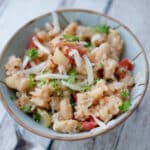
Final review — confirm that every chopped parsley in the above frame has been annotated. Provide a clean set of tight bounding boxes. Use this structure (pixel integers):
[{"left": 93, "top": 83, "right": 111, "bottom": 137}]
[
  {"left": 99, "top": 63, "right": 104, "bottom": 68},
  {"left": 84, "top": 42, "right": 92, "bottom": 48},
  {"left": 94, "top": 25, "right": 110, "bottom": 34},
  {"left": 51, "top": 79, "right": 60, "bottom": 96},
  {"left": 10, "top": 96, "right": 14, "bottom": 100},
  {"left": 26, "top": 48, "right": 38, "bottom": 61},
  {"left": 33, "top": 113, "right": 41, "bottom": 123},
  {"left": 53, "top": 89, "right": 60, "bottom": 96},
  {"left": 80, "top": 84, "right": 92, "bottom": 93},
  {"left": 40, "top": 79, "right": 47, "bottom": 86},
  {"left": 29, "top": 74, "right": 35, "bottom": 88},
  {"left": 42, "top": 68, "right": 48, "bottom": 74},
  {"left": 68, "top": 88, "right": 75, "bottom": 95},
  {"left": 71, "top": 101, "right": 76, "bottom": 108},
  {"left": 120, "top": 89, "right": 129, "bottom": 98},
  {"left": 23, "top": 104, "right": 30, "bottom": 113},
  {"left": 119, "top": 100, "right": 131, "bottom": 112},
  {"left": 67, "top": 70, "right": 77, "bottom": 83},
  {"left": 51, "top": 79, "right": 58, "bottom": 88},
  {"left": 63, "top": 34, "right": 79, "bottom": 42},
  {"left": 94, "top": 78, "right": 101, "bottom": 84}
]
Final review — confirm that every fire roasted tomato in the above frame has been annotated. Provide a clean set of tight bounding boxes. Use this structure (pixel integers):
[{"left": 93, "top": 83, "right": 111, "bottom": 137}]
[
  {"left": 56, "top": 41, "right": 87, "bottom": 64},
  {"left": 25, "top": 62, "right": 31, "bottom": 69},
  {"left": 82, "top": 117, "right": 97, "bottom": 131},
  {"left": 119, "top": 58, "right": 134, "bottom": 70}
]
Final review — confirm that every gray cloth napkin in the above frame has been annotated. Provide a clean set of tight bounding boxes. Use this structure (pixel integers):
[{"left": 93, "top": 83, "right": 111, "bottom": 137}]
[{"left": 0, "top": 114, "right": 50, "bottom": 150}]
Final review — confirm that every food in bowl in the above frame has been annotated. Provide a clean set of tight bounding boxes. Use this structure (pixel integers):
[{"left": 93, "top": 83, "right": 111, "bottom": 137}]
[{"left": 4, "top": 13, "right": 134, "bottom": 133}]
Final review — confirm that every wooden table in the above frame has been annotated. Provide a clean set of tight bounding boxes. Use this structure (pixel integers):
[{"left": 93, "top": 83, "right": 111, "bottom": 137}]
[{"left": 0, "top": 0, "right": 150, "bottom": 150}]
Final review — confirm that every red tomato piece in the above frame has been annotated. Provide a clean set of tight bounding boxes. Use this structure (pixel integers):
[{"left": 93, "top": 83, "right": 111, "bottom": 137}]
[
  {"left": 56, "top": 41, "right": 87, "bottom": 56},
  {"left": 25, "top": 62, "right": 31, "bottom": 69},
  {"left": 119, "top": 58, "right": 134, "bottom": 70},
  {"left": 82, "top": 117, "right": 97, "bottom": 131},
  {"left": 115, "top": 67, "right": 127, "bottom": 79},
  {"left": 64, "top": 49, "right": 74, "bottom": 64}
]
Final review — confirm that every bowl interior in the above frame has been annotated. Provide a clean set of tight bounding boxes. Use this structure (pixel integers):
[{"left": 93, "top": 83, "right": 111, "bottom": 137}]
[{"left": 0, "top": 9, "right": 148, "bottom": 140}]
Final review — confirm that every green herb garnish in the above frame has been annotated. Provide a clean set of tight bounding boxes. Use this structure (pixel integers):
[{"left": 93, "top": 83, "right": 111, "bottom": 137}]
[
  {"left": 40, "top": 79, "right": 47, "bottom": 86},
  {"left": 63, "top": 34, "right": 79, "bottom": 42},
  {"left": 94, "top": 78, "right": 101, "bottom": 84},
  {"left": 42, "top": 68, "right": 48, "bottom": 74},
  {"left": 10, "top": 96, "right": 14, "bottom": 100},
  {"left": 119, "top": 100, "right": 131, "bottom": 112},
  {"left": 29, "top": 74, "right": 35, "bottom": 88},
  {"left": 84, "top": 42, "right": 92, "bottom": 48},
  {"left": 68, "top": 88, "right": 75, "bottom": 95},
  {"left": 34, "top": 114, "right": 41, "bottom": 123},
  {"left": 51, "top": 79, "right": 60, "bottom": 96},
  {"left": 80, "top": 84, "right": 92, "bottom": 93},
  {"left": 94, "top": 25, "right": 110, "bottom": 34},
  {"left": 53, "top": 89, "right": 60, "bottom": 96},
  {"left": 23, "top": 104, "right": 30, "bottom": 113},
  {"left": 26, "top": 48, "right": 38, "bottom": 61},
  {"left": 51, "top": 79, "right": 58, "bottom": 88},
  {"left": 99, "top": 63, "right": 104, "bottom": 68},
  {"left": 67, "top": 70, "right": 77, "bottom": 83},
  {"left": 120, "top": 89, "right": 129, "bottom": 98},
  {"left": 71, "top": 101, "right": 76, "bottom": 108}
]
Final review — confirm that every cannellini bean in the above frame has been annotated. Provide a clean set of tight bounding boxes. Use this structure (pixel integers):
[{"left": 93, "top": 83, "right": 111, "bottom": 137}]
[
  {"left": 103, "top": 58, "right": 118, "bottom": 79},
  {"left": 63, "top": 22, "right": 78, "bottom": 35},
  {"left": 53, "top": 48, "right": 70, "bottom": 70},
  {"left": 76, "top": 26, "right": 94, "bottom": 40},
  {"left": 95, "top": 42, "right": 111, "bottom": 61},
  {"left": 59, "top": 98, "right": 73, "bottom": 120},
  {"left": 91, "top": 33, "right": 107, "bottom": 47},
  {"left": 5, "top": 56, "right": 21, "bottom": 76},
  {"left": 5, "top": 75, "right": 30, "bottom": 91},
  {"left": 108, "top": 29, "right": 123, "bottom": 57},
  {"left": 30, "top": 86, "right": 51, "bottom": 102},
  {"left": 50, "top": 96, "right": 60, "bottom": 112},
  {"left": 30, "top": 97, "right": 49, "bottom": 108},
  {"left": 36, "top": 30, "right": 49, "bottom": 41},
  {"left": 53, "top": 120, "right": 81, "bottom": 133},
  {"left": 37, "top": 109, "right": 52, "bottom": 127}
]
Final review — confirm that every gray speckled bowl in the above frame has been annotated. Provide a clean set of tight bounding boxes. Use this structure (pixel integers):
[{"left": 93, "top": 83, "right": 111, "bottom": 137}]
[{"left": 0, "top": 9, "right": 149, "bottom": 140}]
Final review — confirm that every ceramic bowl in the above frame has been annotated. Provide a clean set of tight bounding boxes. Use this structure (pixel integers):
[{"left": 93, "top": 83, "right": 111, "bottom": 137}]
[{"left": 0, "top": 9, "right": 149, "bottom": 140}]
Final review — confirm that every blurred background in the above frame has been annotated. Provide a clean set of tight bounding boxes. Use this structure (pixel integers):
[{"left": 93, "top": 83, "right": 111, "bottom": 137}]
[{"left": 0, "top": 0, "right": 150, "bottom": 150}]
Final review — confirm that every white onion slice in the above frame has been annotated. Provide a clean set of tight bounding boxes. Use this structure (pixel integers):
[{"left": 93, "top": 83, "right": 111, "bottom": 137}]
[
  {"left": 35, "top": 74, "right": 69, "bottom": 80},
  {"left": 22, "top": 56, "right": 29, "bottom": 69},
  {"left": 17, "top": 62, "right": 47, "bottom": 74},
  {"left": 83, "top": 55, "right": 94, "bottom": 84},
  {"left": 61, "top": 81, "right": 81, "bottom": 91},
  {"left": 32, "top": 37, "right": 50, "bottom": 54},
  {"left": 30, "top": 61, "right": 36, "bottom": 67},
  {"left": 69, "top": 49, "right": 82, "bottom": 67},
  {"left": 76, "top": 80, "right": 88, "bottom": 86},
  {"left": 49, "top": 12, "right": 60, "bottom": 36},
  {"left": 52, "top": 12, "right": 60, "bottom": 31},
  {"left": 78, "top": 41, "right": 88, "bottom": 46},
  {"left": 58, "top": 65, "right": 66, "bottom": 74},
  {"left": 91, "top": 115, "right": 106, "bottom": 128}
]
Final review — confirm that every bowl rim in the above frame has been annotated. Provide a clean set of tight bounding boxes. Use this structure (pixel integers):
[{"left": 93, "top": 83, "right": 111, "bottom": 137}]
[{"left": 0, "top": 8, "right": 149, "bottom": 141}]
